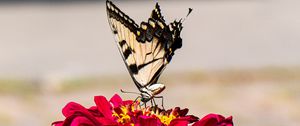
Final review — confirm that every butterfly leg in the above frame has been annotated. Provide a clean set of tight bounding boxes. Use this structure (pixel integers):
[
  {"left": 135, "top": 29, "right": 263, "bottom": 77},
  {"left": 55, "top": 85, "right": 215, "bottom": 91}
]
[
  {"left": 134, "top": 96, "right": 141, "bottom": 102},
  {"left": 150, "top": 99, "right": 161, "bottom": 112},
  {"left": 139, "top": 100, "right": 147, "bottom": 108},
  {"left": 134, "top": 96, "right": 143, "bottom": 108},
  {"left": 154, "top": 96, "right": 164, "bottom": 110},
  {"left": 153, "top": 98, "right": 157, "bottom": 106},
  {"left": 150, "top": 99, "right": 153, "bottom": 107}
]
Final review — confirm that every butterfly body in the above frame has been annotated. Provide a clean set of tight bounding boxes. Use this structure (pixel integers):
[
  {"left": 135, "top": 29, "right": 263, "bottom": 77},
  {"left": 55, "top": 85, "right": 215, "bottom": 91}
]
[
  {"left": 140, "top": 83, "right": 165, "bottom": 103},
  {"left": 106, "top": 0, "right": 189, "bottom": 104}
]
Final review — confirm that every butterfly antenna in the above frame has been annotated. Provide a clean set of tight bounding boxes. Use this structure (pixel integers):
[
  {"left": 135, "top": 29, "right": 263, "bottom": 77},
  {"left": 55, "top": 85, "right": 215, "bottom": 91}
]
[
  {"left": 120, "top": 89, "right": 140, "bottom": 95},
  {"left": 181, "top": 8, "right": 193, "bottom": 23}
]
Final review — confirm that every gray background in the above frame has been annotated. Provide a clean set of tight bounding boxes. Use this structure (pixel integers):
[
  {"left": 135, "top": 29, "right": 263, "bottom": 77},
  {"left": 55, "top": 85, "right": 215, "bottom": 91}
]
[{"left": 0, "top": 0, "right": 299, "bottom": 126}]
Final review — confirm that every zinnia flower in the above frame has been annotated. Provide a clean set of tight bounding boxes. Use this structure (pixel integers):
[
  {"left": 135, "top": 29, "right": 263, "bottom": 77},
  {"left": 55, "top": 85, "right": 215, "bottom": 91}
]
[{"left": 52, "top": 94, "right": 233, "bottom": 126}]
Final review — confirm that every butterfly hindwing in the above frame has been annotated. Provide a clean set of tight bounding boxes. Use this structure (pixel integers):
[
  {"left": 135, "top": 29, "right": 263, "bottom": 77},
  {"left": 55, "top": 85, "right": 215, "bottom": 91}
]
[{"left": 151, "top": 3, "right": 165, "bottom": 22}]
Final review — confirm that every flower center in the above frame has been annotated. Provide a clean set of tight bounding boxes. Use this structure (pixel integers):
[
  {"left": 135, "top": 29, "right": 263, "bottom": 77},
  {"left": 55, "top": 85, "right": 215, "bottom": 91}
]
[
  {"left": 112, "top": 101, "right": 179, "bottom": 126},
  {"left": 113, "top": 106, "right": 132, "bottom": 124},
  {"left": 157, "top": 114, "right": 176, "bottom": 125}
]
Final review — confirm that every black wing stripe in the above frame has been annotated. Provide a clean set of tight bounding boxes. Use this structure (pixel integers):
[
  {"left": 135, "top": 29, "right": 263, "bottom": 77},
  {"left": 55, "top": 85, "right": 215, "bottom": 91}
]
[
  {"left": 137, "top": 57, "right": 163, "bottom": 70},
  {"left": 113, "top": 19, "right": 122, "bottom": 40},
  {"left": 123, "top": 48, "right": 132, "bottom": 59},
  {"left": 119, "top": 40, "right": 126, "bottom": 47},
  {"left": 113, "top": 29, "right": 118, "bottom": 34},
  {"left": 129, "top": 64, "right": 138, "bottom": 74},
  {"left": 153, "top": 39, "right": 162, "bottom": 57}
]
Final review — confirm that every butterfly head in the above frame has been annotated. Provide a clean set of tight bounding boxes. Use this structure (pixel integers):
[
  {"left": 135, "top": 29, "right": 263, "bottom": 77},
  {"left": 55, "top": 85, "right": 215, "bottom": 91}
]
[{"left": 140, "top": 93, "right": 152, "bottom": 103}]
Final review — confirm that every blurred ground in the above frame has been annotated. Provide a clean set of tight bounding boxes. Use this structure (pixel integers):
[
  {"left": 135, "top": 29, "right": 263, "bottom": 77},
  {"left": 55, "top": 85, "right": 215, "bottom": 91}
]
[
  {"left": 1, "top": 69, "right": 300, "bottom": 126},
  {"left": 0, "top": 0, "right": 300, "bottom": 126}
]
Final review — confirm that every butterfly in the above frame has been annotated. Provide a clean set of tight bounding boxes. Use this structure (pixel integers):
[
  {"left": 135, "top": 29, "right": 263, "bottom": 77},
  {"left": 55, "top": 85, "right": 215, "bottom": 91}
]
[{"left": 106, "top": 0, "right": 192, "bottom": 104}]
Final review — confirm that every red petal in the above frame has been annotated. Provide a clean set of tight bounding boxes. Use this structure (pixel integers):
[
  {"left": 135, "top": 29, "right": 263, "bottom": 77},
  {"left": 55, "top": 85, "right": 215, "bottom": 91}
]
[
  {"left": 110, "top": 94, "right": 123, "bottom": 107},
  {"left": 62, "top": 102, "right": 88, "bottom": 117},
  {"left": 97, "top": 117, "right": 118, "bottom": 125},
  {"left": 192, "top": 114, "right": 233, "bottom": 126},
  {"left": 61, "top": 112, "right": 101, "bottom": 126},
  {"left": 58, "top": 102, "right": 104, "bottom": 126},
  {"left": 138, "top": 116, "right": 162, "bottom": 126},
  {"left": 88, "top": 106, "right": 103, "bottom": 117},
  {"left": 169, "top": 118, "right": 189, "bottom": 126},
  {"left": 94, "top": 96, "right": 113, "bottom": 119},
  {"left": 70, "top": 116, "right": 95, "bottom": 126}
]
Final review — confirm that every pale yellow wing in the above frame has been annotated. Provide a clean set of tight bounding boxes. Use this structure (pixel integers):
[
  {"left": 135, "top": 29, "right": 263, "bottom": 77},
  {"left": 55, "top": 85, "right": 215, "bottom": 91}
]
[{"left": 106, "top": 1, "right": 169, "bottom": 88}]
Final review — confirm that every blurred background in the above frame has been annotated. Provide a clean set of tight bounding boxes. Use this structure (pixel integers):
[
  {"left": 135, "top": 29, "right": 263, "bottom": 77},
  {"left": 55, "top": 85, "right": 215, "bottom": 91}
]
[{"left": 0, "top": 0, "right": 300, "bottom": 126}]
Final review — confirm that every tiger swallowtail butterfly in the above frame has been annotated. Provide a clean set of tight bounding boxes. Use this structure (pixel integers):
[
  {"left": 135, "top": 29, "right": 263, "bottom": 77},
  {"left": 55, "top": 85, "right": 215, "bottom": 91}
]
[{"left": 106, "top": 0, "right": 191, "bottom": 104}]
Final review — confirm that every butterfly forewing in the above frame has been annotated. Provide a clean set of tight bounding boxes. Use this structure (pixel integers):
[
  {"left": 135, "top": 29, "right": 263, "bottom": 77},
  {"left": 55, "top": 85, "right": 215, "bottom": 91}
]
[{"left": 106, "top": 1, "right": 169, "bottom": 88}]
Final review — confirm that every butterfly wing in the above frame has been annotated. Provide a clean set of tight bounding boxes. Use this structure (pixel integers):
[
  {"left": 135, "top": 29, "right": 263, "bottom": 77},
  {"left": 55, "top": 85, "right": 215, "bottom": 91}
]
[{"left": 106, "top": 0, "right": 182, "bottom": 89}]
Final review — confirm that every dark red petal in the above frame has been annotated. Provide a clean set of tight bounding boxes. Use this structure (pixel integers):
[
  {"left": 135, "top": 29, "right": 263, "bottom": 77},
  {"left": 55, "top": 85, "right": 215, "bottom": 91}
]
[
  {"left": 94, "top": 96, "right": 113, "bottom": 119},
  {"left": 113, "top": 107, "right": 123, "bottom": 115},
  {"left": 169, "top": 116, "right": 198, "bottom": 126},
  {"left": 123, "top": 123, "right": 134, "bottom": 126},
  {"left": 62, "top": 102, "right": 88, "bottom": 117},
  {"left": 138, "top": 115, "right": 162, "bottom": 126},
  {"left": 123, "top": 100, "right": 134, "bottom": 106},
  {"left": 173, "top": 107, "right": 180, "bottom": 113},
  {"left": 185, "top": 115, "right": 199, "bottom": 123},
  {"left": 97, "top": 117, "right": 118, "bottom": 125},
  {"left": 109, "top": 94, "right": 123, "bottom": 107},
  {"left": 220, "top": 116, "right": 233, "bottom": 126},
  {"left": 163, "top": 109, "right": 172, "bottom": 115},
  {"left": 88, "top": 106, "right": 97, "bottom": 111},
  {"left": 178, "top": 108, "right": 189, "bottom": 117},
  {"left": 52, "top": 121, "right": 63, "bottom": 126}
]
